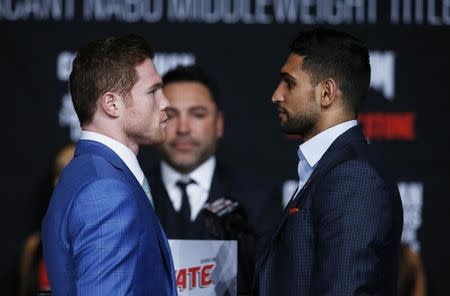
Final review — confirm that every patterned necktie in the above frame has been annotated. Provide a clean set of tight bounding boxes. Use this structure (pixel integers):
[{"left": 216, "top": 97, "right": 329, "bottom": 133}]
[
  {"left": 141, "top": 176, "right": 154, "bottom": 207},
  {"left": 176, "top": 179, "right": 195, "bottom": 222}
]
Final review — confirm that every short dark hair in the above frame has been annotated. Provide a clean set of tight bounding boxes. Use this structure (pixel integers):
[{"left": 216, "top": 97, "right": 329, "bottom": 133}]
[
  {"left": 162, "top": 65, "right": 221, "bottom": 110},
  {"left": 69, "top": 34, "right": 154, "bottom": 125},
  {"left": 290, "top": 28, "right": 371, "bottom": 115}
]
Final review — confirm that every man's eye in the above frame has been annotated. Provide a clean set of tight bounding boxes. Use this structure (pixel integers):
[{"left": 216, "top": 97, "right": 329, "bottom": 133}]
[
  {"left": 165, "top": 111, "right": 175, "bottom": 119},
  {"left": 193, "top": 112, "right": 207, "bottom": 118},
  {"left": 149, "top": 88, "right": 158, "bottom": 97},
  {"left": 285, "top": 79, "right": 295, "bottom": 89}
]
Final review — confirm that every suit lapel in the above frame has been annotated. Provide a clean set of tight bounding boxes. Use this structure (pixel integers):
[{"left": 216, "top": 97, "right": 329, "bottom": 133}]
[
  {"left": 207, "top": 163, "right": 230, "bottom": 203},
  {"left": 149, "top": 165, "right": 176, "bottom": 224},
  {"left": 253, "top": 178, "right": 313, "bottom": 280}
]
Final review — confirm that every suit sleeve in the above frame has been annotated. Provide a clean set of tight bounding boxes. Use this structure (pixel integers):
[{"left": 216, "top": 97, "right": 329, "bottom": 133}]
[
  {"left": 311, "top": 160, "right": 398, "bottom": 295},
  {"left": 67, "top": 177, "right": 141, "bottom": 295}
]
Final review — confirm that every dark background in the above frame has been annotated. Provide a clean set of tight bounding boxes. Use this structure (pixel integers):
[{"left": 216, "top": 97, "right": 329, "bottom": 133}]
[{"left": 2, "top": 1, "right": 450, "bottom": 294}]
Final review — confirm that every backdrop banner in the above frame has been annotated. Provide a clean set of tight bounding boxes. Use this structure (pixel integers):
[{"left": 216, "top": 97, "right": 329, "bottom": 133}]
[{"left": 3, "top": 1, "right": 450, "bottom": 294}]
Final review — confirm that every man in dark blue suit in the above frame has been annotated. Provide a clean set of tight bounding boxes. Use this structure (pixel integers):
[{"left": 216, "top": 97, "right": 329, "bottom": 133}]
[
  {"left": 42, "top": 35, "right": 177, "bottom": 295},
  {"left": 253, "top": 28, "right": 403, "bottom": 295}
]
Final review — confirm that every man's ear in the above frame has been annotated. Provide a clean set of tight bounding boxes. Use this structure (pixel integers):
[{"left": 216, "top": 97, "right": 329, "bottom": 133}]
[
  {"left": 318, "top": 78, "right": 338, "bottom": 108},
  {"left": 99, "top": 92, "right": 120, "bottom": 118},
  {"left": 216, "top": 111, "right": 224, "bottom": 138}
]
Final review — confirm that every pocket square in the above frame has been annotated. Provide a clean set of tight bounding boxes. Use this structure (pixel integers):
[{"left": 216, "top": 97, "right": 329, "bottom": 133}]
[{"left": 288, "top": 207, "right": 300, "bottom": 215}]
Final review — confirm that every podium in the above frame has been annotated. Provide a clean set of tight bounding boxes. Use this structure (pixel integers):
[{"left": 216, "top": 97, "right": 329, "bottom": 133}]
[{"left": 168, "top": 240, "right": 237, "bottom": 296}]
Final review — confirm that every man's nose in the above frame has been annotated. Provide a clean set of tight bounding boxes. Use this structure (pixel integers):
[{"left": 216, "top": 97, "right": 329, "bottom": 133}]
[
  {"left": 160, "top": 91, "right": 169, "bottom": 110},
  {"left": 176, "top": 114, "right": 190, "bottom": 134},
  {"left": 272, "top": 83, "right": 284, "bottom": 103}
]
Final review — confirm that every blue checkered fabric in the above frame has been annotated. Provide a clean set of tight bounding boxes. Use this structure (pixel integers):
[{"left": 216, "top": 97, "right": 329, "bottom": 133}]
[
  {"left": 42, "top": 140, "right": 177, "bottom": 295},
  {"left": 254, "top": 126, "right": 403, "bottom": 296}
]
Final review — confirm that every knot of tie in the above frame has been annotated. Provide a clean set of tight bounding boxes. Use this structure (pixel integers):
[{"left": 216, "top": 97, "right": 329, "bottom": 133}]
[
  {"left": 176, "top": 179, "right": 196, "bottom": 223},
  {"left": 175, "top": 179, "right": 195, "bottom": 191}
]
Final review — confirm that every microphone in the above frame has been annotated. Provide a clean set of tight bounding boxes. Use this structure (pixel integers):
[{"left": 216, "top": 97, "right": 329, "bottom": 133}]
[{"left": 201, "top": 197, "right": 251, "bottom": 240}]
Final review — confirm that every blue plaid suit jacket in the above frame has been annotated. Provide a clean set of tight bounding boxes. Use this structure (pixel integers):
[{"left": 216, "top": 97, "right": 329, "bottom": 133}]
[
  {"left": 253, "top": 126, "right": 403, "bottom": 296},
  {"left": 42, "top": 140, "right": 177, "bottom": 295}
]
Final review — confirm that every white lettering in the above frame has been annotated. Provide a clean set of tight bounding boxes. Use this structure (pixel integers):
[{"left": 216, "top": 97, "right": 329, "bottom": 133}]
[
  {"left": 255, "top": 0, "right": 272, "bottom": 23},
  {"left": 0, "top": 0, "right": 68, "bottom": 20},
  {"left": 444, "top": 0, "right": 450, "bottom": 24},
  {"left": 222, "top": 0, "right": 240, "bottom": 23},
  {"left": 300, "top": 0, "right": 314, "bottom": 24},
  {"left": 59, "top": 93, "right": 81, "bottom": 141},
  {"left": 415, "top": 0, "right": 424, "bottom": 24},
  {"left": 203, "top": 0, "right": 222, "bottom": 23},
  {"left": 428, "top": 0, "right": 441, "bottom": 25},
  {"left": 398, "top": 182, "right": 423, "bottom": 252},
  {"left": 83, "top": 0, "right": 163, "bottom": 22},
  {"left": 391, "top": 0, "right": 400, "bottom": 23},
  {"left": 167, "top": 0, "right": 195, "bottom": 21},
  {"left": 369, "top": 51, "right": 395, "bottom": 101},
  {"left": 389, "top": 0, "right": 450, "bottom": 25},
  {"left": 153, "top": 53, "right": 196, "bottom": 75},
  {"left": 273, "top": 0, "right": 299, "bottom": 23},
  {"left": 57, "top": 51, "right": 76, "bottom": 82}
]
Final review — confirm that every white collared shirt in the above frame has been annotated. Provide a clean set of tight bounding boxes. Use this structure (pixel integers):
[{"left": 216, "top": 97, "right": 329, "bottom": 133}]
[
  {"left": 295, "top": 120, "right": 358, "bottom": 193},
  {"left": 161, "top": 156, "right": 215, "bottom": 221},
  {"left": 80, "top": 131, "right": 145, "bottom": 184}
]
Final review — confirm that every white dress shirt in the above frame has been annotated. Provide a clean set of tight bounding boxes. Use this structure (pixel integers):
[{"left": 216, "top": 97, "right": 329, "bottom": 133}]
[
  {"left": 294, "top": 120, "right": 358, "bottom": 195},
  {"left": 161, "top": 156, "right": 215, "bottom": 221},
  {"left": 80, "top": 131, "right": 145, "bottom": 184}
]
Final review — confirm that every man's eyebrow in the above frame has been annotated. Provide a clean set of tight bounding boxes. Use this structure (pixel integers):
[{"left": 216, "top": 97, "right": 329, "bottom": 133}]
[
  {"left": 189, "top": 106, "right": 208, "bottom": 111},
  {"left": 280, "top": 72, "right": 295, "bottom": 80},
  {"left": 164, "top": 106, "right": 179, "bottom": 114},
  {"left": 147, "top": 82, "right": 163, "bottom": 92}
]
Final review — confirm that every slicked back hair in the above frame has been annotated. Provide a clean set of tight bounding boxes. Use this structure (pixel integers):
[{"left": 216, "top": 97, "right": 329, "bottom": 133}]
[
  {"left": 69, "top": 34, "right": 154, "bottom": 125},
  {"left": 290, "top": 28, "right": 371, "bottom": 115},
  {"left": 162, "top": 65, "right": 222, "bottom": 111}
]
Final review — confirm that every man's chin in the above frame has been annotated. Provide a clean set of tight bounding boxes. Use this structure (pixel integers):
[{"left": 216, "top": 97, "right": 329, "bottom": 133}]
[
  {"left": 167, "top": 158, "right": 198, "bottom": 174},
  {"left": 140, "top": 132, "right": 166, "bottom": 146},
  {"left": 280, "top": 123, "right": 294, "bottom": 134}
]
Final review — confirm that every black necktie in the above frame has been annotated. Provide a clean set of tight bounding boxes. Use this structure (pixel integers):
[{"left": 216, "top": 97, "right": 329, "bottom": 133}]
[{"left": 176, "top": 179, "right": 195, "bottom": 223}]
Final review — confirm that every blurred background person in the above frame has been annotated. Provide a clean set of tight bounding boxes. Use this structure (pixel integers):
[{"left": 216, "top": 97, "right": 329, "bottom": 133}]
[
  {"left": 399, "top": 243, "right": 427, "bottom": 296},
  {"left": 146, "top": 65, "right": 282, "bottom": 294},
  {"left": 19, "top": 143, "right": 75, "bottom": 296}
]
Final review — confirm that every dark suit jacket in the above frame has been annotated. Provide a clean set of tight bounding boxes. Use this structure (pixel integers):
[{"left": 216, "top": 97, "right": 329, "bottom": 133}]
[
  {"left": 148, "top": 161, "right": 282, "bottom": 295},
  {"left": 253, "top": 126, "right": 403, "bottom": 296},
  {"left": 42, "top": 140, "right": 177, "bottom": 295}
]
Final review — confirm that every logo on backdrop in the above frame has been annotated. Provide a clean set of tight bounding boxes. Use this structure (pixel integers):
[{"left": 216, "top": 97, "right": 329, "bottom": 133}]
[
  {"left": 360, "top": 50, "right": 416, "bottom": 141},
  {"left": 56, "top": 51, "right": 195, "bottom": 141},
  {"left": 398, "top": 182, "right": 424, "bottom": 252},
  {"left": 370, "top": 51, "right": 395, "bottom": 101}
]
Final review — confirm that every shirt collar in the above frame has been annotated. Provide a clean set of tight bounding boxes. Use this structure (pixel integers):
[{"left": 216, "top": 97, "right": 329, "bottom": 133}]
[
  {"left": 80, "top": 131, "right": 144, "bottom": 184},
  {"left": 161, "top": 156, "right": 216, "bottom": 191},
  {"left": 299, "top": 120, "right": 358, "bottom": 168}
]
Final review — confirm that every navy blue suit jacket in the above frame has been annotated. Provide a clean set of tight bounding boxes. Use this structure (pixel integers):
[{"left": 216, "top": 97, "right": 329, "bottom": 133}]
[
  {"left": 42, "top": 140, "right": 177, "bottom": 295},
  {"left": 253, "top": 126, "right": 403, "bottom": 295}
]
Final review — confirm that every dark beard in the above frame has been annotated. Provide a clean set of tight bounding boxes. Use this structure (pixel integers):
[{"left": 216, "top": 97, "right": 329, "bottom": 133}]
[{"left": 280, "top": 112, "right": 318, "bottom": 138}]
